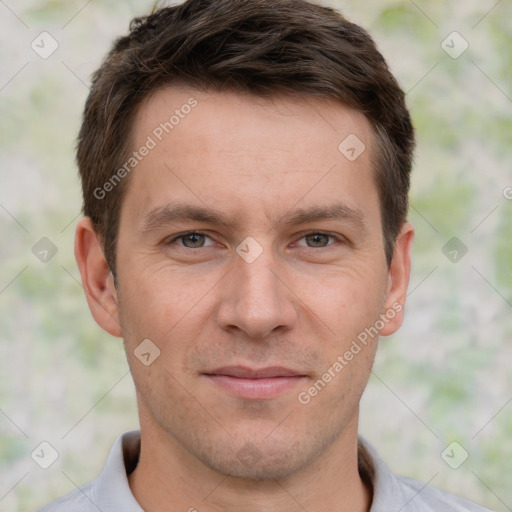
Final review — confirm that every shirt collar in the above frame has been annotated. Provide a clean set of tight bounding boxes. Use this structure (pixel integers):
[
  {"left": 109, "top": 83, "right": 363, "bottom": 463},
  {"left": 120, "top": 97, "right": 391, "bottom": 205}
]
[{"left": 94, "top": 430, "right": 144, "bottom": 511}]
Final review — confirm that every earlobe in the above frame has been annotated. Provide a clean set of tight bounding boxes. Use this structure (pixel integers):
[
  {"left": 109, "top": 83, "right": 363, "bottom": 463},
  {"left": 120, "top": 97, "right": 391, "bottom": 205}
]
[
  {"left": 74, "top": 217, "right": 122, "bottom": 338},
  {"left": 379, "top": 221, "right": 414, "bottom": 337}
]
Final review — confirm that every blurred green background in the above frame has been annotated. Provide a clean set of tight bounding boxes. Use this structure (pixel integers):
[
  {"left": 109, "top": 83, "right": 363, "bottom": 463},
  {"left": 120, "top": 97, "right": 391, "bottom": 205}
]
[{"left": 0, "top": 0, "right": 510, "bottom": 510}]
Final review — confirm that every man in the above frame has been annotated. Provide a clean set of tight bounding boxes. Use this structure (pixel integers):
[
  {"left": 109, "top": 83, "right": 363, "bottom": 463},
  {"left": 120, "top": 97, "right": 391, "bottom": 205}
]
[{"left": 39, "top": 0, "right": 494, "bottom": 510}]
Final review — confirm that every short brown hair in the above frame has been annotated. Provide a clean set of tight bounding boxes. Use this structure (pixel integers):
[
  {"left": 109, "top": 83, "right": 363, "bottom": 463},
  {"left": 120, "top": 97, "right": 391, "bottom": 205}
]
[{"left": 77, "top": 0, "right": 415, "bottom": 275}]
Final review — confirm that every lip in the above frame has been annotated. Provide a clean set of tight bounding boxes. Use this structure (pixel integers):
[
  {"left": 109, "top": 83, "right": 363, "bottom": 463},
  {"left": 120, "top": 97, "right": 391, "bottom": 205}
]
[
  {"left": 205, "top": 366, "right": 304, "bottom": 379},
  {"left": 203, "top": 366, "right": 307, "bottom": 400}
]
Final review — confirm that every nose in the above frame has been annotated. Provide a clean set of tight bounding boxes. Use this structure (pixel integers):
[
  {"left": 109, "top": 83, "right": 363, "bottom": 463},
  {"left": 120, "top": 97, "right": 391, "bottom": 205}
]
[{"left": 216, "top": 247, "right": 298, "bottom": 339}]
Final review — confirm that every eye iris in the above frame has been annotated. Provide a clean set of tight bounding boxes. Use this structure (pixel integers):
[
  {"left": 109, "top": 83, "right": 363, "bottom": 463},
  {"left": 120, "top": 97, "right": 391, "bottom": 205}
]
[
  {"left": 306, "top": 233, "right": 329, "bottom": 247},
  {"left": 183, "top": 233, "right": 205, "bottom": 248}
]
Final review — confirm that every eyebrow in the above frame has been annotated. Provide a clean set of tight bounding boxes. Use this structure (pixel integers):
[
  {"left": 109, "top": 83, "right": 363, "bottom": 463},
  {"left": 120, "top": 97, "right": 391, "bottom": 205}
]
[{"left": 140, "top": 200, "right": 367, "bottom": 233}]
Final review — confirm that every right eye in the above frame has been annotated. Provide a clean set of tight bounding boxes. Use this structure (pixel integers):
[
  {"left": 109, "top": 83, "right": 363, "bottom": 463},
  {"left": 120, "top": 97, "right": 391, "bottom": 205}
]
[{"left": 166, "top": 231, "right": 216, "bottom": 249}]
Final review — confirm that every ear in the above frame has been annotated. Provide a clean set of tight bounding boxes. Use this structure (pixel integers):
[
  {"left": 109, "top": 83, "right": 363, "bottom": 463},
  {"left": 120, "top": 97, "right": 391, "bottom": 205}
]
[
  {"left": 74, "top": 217, "right": 122, "bottom": 338},
  {"left": 379, "top": 221, "right": 414, "bottom": 336}
]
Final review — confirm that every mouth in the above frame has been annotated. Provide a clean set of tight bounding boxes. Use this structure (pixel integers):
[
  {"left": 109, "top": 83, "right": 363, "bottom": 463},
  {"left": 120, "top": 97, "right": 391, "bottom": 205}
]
[{"left": 203, "top": 366, "right": 307, "bottom": 400}]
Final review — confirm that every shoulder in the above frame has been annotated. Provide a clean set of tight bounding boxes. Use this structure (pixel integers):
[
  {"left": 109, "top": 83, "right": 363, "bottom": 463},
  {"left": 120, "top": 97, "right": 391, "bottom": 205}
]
[
  {"left": 394, "top": 474, "right": 495, "bottom": 512},
  {"left": 36, "top": 430, "right": 142, "bottom": 512},
  {"left": 358, "top": 437, "right": 495, "bottom": 512},
  {"left": 37, "top": 479, "right": 98, "bottom": 512}
]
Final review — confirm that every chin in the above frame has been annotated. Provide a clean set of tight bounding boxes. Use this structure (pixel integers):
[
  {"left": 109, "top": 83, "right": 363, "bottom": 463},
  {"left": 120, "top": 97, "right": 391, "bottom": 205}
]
[
  {"left": 193, "top": 432, "right": 329, "bottom": 482},
  {"left": 209, "top": 449, "right": 309, "bottom": 481}
]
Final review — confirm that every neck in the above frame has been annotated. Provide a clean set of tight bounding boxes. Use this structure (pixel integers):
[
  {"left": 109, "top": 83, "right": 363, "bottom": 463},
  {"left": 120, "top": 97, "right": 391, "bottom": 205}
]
[{"left": 128, "top": 415, "right": 372, "bottom": 512}]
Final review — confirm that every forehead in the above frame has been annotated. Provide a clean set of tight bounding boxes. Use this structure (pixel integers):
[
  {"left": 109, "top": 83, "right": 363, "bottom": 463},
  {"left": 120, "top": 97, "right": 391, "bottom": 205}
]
[
  {"left": 123, "top": 84, "right": 380, "bottom": 229},
  {"left": 134, "top": 84, "right": 374, "bottom": 156}
]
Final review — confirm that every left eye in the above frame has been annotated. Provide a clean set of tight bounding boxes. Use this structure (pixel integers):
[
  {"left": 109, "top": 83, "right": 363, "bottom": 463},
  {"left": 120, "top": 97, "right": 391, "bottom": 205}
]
[{"left": 296, "top": 232, "right": 338, "bottom": 248}]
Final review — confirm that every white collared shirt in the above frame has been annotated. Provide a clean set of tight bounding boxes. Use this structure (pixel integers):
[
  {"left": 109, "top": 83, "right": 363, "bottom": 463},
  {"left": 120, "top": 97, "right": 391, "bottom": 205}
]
[{"left": 37, "top": 430, "right": 494, "bottom": 511}]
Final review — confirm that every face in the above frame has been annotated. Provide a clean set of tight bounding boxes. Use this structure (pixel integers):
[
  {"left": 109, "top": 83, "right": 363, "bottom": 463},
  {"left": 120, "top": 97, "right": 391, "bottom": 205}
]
[{"left": 77, "top": 84, "right": 413, "bottom": 481}]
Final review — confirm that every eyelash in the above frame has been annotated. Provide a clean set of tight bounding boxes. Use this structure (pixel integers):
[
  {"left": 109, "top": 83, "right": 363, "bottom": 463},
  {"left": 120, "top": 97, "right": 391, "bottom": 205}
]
[{"left": 166, "top": 230, "right": 343, "bottom": 249}]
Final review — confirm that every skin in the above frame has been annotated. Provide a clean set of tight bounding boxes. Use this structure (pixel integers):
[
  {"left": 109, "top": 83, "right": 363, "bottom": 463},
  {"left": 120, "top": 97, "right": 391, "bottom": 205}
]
[{"left": 75, "top": 84, "right": 414, "bottom": 512}]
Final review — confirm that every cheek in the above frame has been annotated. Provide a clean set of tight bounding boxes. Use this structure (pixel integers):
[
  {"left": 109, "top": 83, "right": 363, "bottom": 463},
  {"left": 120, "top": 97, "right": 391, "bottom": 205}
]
[
  {"left": 116, "top": 260, "right": 222, "bottom": 378},
  {"left": 309, "top": 266, "right": 388, "bottom": 339},
  {"left": 118, "top": 257, "right": 204, "bottom": 314}
]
